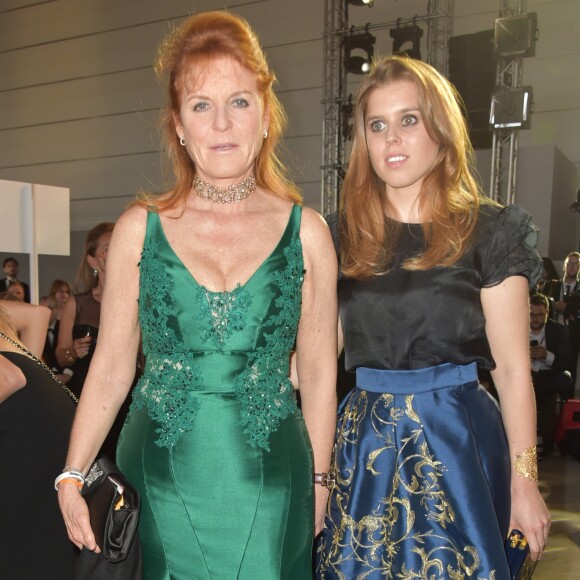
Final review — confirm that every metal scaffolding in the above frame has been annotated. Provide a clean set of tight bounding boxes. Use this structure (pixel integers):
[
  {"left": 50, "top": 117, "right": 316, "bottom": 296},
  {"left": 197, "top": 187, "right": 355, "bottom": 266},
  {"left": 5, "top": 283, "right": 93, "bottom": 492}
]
[
  {"left": 426, "top": 0, "right": 454, "bottom": 78},
  {"left": 489, "top": 0, "right": 529, "bottom": 204},
  {"left": 321, "top": 0, "right": 454, "bottom": 215},
  {"left": 321, "top": 0, "right": 347, "bottom": 217}
]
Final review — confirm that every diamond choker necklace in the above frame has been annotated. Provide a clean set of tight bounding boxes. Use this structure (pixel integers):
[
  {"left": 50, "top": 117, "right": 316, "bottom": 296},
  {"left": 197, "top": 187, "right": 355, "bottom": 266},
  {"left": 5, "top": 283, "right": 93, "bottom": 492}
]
[{"left": 193, "top": 173, "right": 256, "bottom": 204}]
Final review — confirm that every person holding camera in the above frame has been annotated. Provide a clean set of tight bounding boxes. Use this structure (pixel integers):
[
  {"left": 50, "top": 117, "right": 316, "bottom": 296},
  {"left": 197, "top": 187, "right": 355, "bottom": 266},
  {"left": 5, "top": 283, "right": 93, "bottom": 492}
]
[
  {"left": 530, "top": 293, "right": 573, "bottom": 455},
  {"left": 551, "top": 251, "right": 580, "bottom": 322},
  {"left": 547, "top": 251, "right": 580, "bottom": 383}
]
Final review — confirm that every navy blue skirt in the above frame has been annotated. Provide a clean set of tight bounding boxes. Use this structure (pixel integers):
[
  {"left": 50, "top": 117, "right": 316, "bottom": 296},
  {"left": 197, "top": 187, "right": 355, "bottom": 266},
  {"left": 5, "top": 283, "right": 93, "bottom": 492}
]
[{"left": 317, "top": 363, "right": 511, "bottom": 579}]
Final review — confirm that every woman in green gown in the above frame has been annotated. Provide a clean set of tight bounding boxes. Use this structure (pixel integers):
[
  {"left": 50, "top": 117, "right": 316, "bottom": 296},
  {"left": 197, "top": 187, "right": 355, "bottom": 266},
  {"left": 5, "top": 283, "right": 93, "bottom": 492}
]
[{"left": 57, "top": 11, "right": 338, "bottom": 579}]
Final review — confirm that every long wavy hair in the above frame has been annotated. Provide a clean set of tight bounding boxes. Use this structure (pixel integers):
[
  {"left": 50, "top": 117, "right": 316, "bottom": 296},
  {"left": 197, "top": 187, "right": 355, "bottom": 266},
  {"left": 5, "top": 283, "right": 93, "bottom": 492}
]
[
  {"left": 75, "top": 222, "right": 115, "bottom": 293},
  {"left": 137, "top": 10, "right": 300, "bottom": 211},
  {"left": 340, "top": 55, "right": 492, "bottom": 279},
  {"left": 48, "top": 279, "right": 71, "bottom": 308}
]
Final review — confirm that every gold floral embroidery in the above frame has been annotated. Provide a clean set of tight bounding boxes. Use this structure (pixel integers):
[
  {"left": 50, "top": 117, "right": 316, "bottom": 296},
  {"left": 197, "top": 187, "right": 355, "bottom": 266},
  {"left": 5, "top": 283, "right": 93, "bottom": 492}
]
[{"left": 317, "top": 392, "right": 495, "bottom": 579}]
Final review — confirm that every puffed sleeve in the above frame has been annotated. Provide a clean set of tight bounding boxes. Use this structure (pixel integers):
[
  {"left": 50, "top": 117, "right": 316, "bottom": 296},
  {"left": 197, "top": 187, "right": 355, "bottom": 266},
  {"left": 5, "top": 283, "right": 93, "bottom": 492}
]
[{"left": 480, "top": 204, "right": 542, "bottom": 290}]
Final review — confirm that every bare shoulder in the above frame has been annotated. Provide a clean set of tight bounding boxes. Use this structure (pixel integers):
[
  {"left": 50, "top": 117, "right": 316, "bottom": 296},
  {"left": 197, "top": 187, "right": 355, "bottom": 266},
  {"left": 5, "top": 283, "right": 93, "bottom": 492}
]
[
  {"left": 0, "top": 300, "right": 50, "bottom": 325},
  {"left": 299, "top": 207, "right": 336, "bottom": 273},
  {"left": 300, "top": 206, "right": 332, "bottom": 246},
  {"left": 111, "top": 204, "right": 148, "bottom": 252},
  {"left": 115, "top": 204, "right": 148, "bottom": 233}
]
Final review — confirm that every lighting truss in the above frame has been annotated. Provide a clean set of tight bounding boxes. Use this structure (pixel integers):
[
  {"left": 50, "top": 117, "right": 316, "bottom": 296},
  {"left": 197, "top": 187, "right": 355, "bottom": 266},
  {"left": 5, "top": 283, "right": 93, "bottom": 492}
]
[
  {"left": 489, "top": 0, "right": 535, "bottom": 205},
  {"left": 321, "top": 0, "right": 455, "bottom": 215}
]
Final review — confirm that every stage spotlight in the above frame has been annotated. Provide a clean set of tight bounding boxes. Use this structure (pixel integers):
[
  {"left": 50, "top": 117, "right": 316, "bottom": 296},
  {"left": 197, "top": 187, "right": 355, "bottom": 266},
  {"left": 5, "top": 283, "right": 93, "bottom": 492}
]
[
  {"left": 348, "top": 0, "right": 374, "bottom": 7},
  {"left": 494, "top": 12, "right": 538, "bottom": 58},
  {"left": 389, "top": 23, "right": 423, "bottom": 60},
  {"left": 489, "top": 86, "right": 533, "bottom": 129},
  {"left": 343, "top": 31, "right": 376, "bottom": 75}
]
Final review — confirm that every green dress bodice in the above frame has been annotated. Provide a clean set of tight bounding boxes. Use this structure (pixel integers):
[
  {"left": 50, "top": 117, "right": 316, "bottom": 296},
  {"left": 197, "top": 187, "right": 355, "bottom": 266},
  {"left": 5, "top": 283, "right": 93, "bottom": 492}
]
[{"left": 132, "top": 204, "right": 304, "bottom": 450}]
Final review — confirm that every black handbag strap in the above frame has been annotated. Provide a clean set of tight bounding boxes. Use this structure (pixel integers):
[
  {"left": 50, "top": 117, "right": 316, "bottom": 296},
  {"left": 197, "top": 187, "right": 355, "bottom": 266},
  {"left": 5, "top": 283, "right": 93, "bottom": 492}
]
[{"left": 83, "top": 456, "right": 123, "bottom": 492}]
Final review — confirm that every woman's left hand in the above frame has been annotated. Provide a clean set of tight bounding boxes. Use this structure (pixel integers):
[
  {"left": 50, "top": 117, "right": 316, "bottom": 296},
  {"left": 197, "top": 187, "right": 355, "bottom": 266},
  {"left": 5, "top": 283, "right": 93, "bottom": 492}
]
[
  {"left": 314, "top": 486, "right": 330, "bottom": 537},
  {"left": 509, "top": 479, "right": 551, "bottom": 561}
]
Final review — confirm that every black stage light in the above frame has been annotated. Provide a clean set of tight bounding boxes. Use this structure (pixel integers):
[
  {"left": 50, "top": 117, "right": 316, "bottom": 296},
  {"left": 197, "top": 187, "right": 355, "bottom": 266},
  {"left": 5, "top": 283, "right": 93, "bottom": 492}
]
[
  {"left": 389, "top": 24, "right": 423, "bottom": 60},
  {"left": 494, "top": 12, "right": 538, "bottom": 58},
  {"left": 343, "top": 31, "right": 376, "bottom": 74},
  {"left": 448, "top": 30, "right": 496, "bottom": 149},
  {"left": 347, "top": 0, "right": 374, "bottom": 7},
  {"left": 489, "top": 86, "right": 533, "bottom": 129}
]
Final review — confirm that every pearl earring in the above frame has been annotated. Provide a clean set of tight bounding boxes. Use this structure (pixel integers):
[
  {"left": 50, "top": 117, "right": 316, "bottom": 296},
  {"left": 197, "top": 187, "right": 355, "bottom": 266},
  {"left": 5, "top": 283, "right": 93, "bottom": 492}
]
[{"left": 93, "top": 268, "right": 98, "bottom": 278}]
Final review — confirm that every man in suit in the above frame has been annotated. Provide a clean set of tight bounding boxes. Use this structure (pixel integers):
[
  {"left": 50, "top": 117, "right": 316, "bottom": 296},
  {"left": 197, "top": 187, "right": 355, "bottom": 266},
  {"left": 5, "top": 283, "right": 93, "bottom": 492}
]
[
  {"left": 547, "top": 251, "right": 580, "bottom": 322},
  {"left": 545, "top": 251, "right": 580, "bottom": 382},
  {"left": 0, "top": 258, "right": 30, "bottom": 303},
  {"left": 530, "top": 293, "right": 573, "bottom": 455}
]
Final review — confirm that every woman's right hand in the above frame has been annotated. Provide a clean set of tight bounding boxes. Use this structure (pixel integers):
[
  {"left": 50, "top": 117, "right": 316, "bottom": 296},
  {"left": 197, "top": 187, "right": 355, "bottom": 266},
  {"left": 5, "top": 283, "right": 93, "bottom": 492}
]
[
  {"left": 57, "top": 482, "right": 101, "bottom": 553},
  {"left": 73, "top": 336, "right": 93, "bottom": 359}
]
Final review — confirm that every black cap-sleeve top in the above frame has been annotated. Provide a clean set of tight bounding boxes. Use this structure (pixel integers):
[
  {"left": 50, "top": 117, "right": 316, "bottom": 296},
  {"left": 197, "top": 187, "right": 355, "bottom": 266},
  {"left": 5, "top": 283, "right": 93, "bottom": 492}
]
[{"left": 328, "top": 204, "right": 542, "bottom": 372}]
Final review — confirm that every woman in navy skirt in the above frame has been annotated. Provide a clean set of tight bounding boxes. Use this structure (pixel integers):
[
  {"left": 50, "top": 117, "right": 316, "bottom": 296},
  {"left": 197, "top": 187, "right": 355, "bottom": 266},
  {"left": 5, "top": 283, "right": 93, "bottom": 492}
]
[{"left": 317, "top": 56, "right": 551, "bottom": 579}]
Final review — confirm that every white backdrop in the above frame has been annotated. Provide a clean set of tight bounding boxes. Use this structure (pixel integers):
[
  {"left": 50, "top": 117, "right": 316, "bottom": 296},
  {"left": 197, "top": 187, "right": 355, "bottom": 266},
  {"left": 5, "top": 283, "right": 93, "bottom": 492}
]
[{"left": 0, "top": 179, "right": 69, "bottom": 303}]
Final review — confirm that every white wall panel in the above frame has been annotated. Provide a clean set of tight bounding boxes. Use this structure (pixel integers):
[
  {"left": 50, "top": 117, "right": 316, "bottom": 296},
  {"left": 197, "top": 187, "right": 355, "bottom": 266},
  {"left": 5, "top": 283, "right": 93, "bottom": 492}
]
[
  {"left": 0, "top": 152, "right": 163, "bottom": 202},
  {"left": 0, "top": 23, "right": 164, "bottom": 91},
  {"left": 266, "top": 39, "right": 323, "bottom": 92},
  {"left": 283, "top": 135, "right": 323, "bottom": 185},
  {"left": 0, "top": 109, "right": 159, "bottom": 167},
  {"left": 279, "top": 87, "right": 323, "bottom": 138},
  {"left": 0, "top": 68, "right": 161, "bottom": 128},
  {"left": 0, "top": 0, "right": 261, "bottom": 52}
]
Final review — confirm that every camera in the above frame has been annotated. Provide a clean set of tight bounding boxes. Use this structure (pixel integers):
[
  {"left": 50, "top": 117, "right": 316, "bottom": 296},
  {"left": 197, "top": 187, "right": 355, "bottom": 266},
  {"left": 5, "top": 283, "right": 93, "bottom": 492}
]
[{"left": 564, "top": 288, "right": 580, "bottom": 322}]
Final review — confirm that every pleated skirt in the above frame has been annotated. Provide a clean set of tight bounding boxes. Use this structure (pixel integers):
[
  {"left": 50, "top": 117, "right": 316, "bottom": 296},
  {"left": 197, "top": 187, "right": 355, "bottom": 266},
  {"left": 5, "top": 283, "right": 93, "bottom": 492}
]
[{"left": 317, "top": 362, "right": 511, "bottom": 579}]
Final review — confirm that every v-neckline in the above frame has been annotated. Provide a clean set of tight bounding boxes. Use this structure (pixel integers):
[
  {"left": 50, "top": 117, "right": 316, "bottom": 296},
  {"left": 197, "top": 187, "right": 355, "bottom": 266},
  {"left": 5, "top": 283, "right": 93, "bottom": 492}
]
[{"left": 155, "top": 205, "right": 296, "bottom": 294}]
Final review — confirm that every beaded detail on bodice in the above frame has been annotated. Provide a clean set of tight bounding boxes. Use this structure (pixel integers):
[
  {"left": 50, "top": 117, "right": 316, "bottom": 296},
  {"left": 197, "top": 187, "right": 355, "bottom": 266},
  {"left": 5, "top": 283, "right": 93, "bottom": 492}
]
[
  {"left": 131, "top": 206, "right": 305, "bottom": 450},
  {"left": 194, "top": 284, "right": 253, "bottom": 350},
  {"left": 233, "top": 238, "right": 304, "bottom": 450}
]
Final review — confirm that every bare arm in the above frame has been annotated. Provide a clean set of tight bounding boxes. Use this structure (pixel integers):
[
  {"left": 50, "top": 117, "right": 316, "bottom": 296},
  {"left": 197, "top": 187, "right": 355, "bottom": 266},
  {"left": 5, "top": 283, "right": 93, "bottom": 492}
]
[
  {"left": 55, "top": 294, "right": 76, "bottom": 367},
  {"left": 57, "top": 205, "right": 146, "bottom": 551},
  {"left": 296, "top": 208, "right": 338, "bottom": 535},
  {"left": 289, "top": 311, "right": 342, "bottom": 389},
  {"left": 55, "top": 295, "right": 93, "bottom": 367},
  {"left": 482, "top": 276, "right": 551, "bottom": 560},
  {"left": 0, "top": 354, "right": 26, "bottom": 402}
]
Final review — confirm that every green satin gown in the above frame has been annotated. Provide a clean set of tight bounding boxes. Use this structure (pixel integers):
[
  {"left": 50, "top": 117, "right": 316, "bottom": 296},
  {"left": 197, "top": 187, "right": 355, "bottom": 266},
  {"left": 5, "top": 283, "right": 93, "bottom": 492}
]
[{"left": 117, "top": 204, "right": 314, "bottom": 579}]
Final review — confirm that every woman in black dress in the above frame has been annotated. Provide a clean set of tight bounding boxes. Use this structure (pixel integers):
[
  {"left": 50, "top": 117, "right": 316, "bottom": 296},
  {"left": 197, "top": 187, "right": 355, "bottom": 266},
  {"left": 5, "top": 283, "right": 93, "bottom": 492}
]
[
  {"left": 317, "top": 56, "right": 551, "bottom": 579},
  {"left": 42, "top": 278, "right": 72, "bottom": 378},
  {"left": 56, "top": 222, "right": 114, "bottom": 399},
  {"left": 0, "top": 301, "right": 78, "bottom": 579}
]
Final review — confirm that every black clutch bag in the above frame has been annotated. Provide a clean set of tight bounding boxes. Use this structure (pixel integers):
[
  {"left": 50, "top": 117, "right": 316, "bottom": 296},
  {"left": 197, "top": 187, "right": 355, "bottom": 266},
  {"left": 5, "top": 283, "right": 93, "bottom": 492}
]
[
  {"left": 81, "top": 456, "right": 141, "bottom": 563},
  {"left": 505, "top": 529, "right": 537, "bottom": 579}
]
